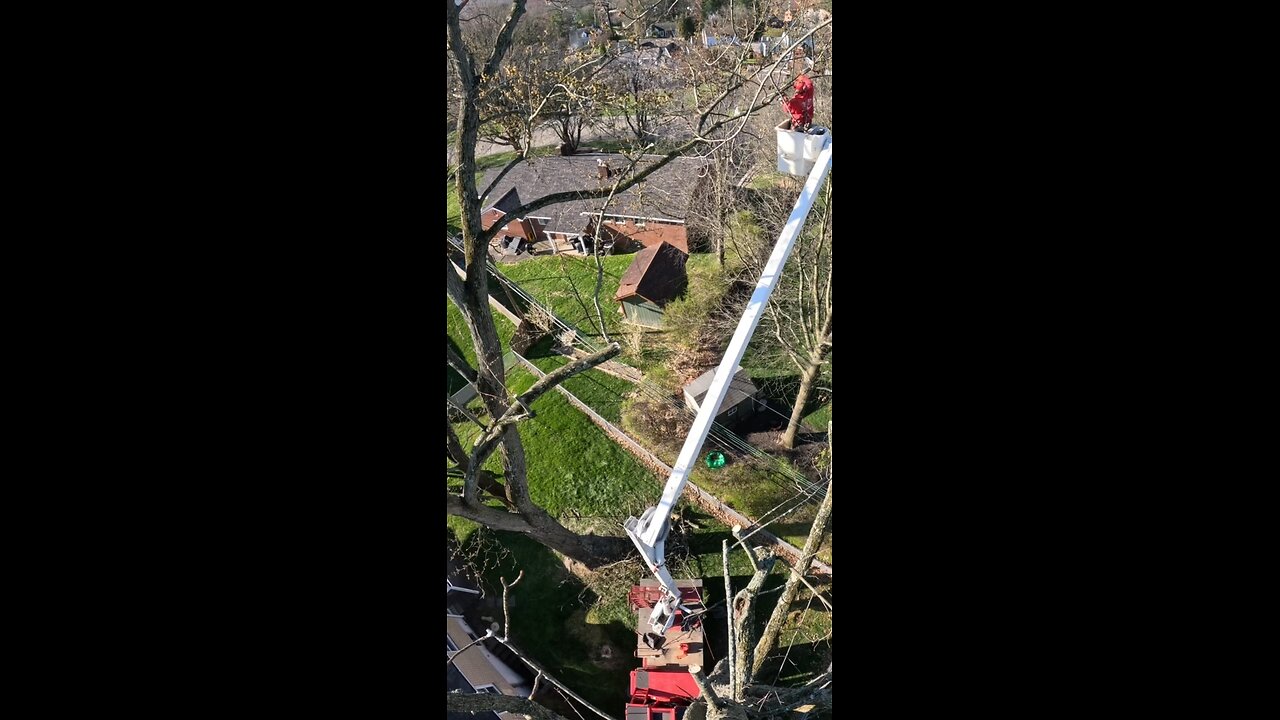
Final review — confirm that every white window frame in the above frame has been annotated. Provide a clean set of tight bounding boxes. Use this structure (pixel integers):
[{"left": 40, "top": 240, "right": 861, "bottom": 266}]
[{"left": 473, "top": 685, "right": 501, "bottom": 695}]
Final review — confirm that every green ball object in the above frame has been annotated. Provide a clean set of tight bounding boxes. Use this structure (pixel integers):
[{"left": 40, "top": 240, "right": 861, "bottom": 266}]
[{"left": 704, "top": 452, "right": 726, "bottom": 469}]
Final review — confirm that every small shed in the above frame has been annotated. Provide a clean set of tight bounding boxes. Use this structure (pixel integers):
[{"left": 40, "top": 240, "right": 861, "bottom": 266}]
[
  {"left": 614, "top": 241, "right": 688, "bottom": 328},
  {"left": 683, "top": 365, "right": 761, "bottom": 428}
]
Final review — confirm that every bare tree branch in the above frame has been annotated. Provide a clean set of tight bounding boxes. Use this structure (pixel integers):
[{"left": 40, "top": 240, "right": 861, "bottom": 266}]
[
  {"left": 731, "top": 546, "right": 776, "bottom": 697},
  {"left": 487, "top": 633, "right": 616, "bottom": 720},
  {"left": 446, "top": 691, "right": 572, "bottom": 720},
  {"left": 446, "top": 627, "right": 494, "bottom": 666},
  {"left": 464, "top": 342, "right": 621, "bottom": 498},
  {"left": 480, "top": 1, "right": 528, "bottom": 82},
  {"left": 448, "top": 396, "right": 488, "bottom": 432},
  {"left": 501, "top": 570, "right": 524, "bottom": 640},
  {"left": 689, "top": 665, "right": 726, "bottom": 709},
  {"left": 754, "top": 432, "right": 834, "bottom": 673},
  {"left": 447, "top": 339, "right": 479, "bottom": 386},
  {"left": 731, "top": 524, "right": 759, "bottom": 573},
  {"left": 722, "top": 539, "right": 737, "bottom": 699},
  {"left": 528, "top": 671, "right": 543, "bottom": 700},
  {"left": 447, "top": 415, "right": 470, "bottom": 472},
  {"left": 446, "top": 493, "right": 538, "bottom": 533}
]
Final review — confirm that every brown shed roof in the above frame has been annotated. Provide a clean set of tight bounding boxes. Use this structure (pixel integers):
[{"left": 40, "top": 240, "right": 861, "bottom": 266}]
[{"left": 614, "top": 241, "right": 688, "bottom": 305}]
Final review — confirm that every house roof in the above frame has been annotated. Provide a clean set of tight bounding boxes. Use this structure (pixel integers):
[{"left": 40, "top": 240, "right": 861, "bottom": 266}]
[
  {"left": 614, "top": 241, "right": 688, "bottom": 305},
  {"left": 489, "top": 187, "right": 522, "bottom": 215},
  {"left": 622, "top": 46, "right": 671, "bottom": 66},
  {"left": 635, "top": 39, "right": 684, "bottom": 54},
  {"left": 447, "top": 615, "right": 527, "bottom": 696},
  {"left": 480, "top": 153, "right": 709, "bottom": 236},
  {"left": 684, "top": 366, "right": 758, "bottom": 412},
  {"left": 447, "top": 666, "right": 499, "bottom": 720}
]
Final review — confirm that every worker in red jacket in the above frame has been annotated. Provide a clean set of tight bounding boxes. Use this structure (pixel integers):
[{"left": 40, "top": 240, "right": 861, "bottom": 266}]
[{"left": 782, "top": 74, "right": 814, "bottom": 133}]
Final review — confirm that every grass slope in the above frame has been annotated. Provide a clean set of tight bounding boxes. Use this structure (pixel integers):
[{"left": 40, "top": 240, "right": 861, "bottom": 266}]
[
  {"left": 523, "top": 340, "right": 635, "bottom": 424},
  {"left": 497, "top": 253, "right": 633, "bottom": 345},
  {"left": 446, "top": 298, "right": 517, "bottom": 395},
  {"left": 448, "top": 369, "right": 830, "bottom": 716}
]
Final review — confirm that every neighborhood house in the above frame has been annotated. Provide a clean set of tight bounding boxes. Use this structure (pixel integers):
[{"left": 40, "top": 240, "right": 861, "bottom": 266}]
[
  {"left": 448, "top": 577, "right": 532, "bottom": 720},
  {"left": 479, "top": 154, "right": 709, "bottom": 257}
]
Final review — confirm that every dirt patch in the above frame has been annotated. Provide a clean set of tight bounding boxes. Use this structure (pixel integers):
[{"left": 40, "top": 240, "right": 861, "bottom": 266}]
[
  {"left": 669, "top": 344, "right": 723, "bottom": 389},
  {"left": 743, "top": 429, "right": 827, "bottom": 477},
  {"left": 789, "top": 441, "right": 828, "bottom": 476},
  {"left": 746, "top": 429, "right": 785, "bottom": 452}
]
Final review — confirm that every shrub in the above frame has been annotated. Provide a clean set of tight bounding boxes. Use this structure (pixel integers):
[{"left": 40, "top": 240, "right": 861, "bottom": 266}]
[
  {"left": 679, "top": 16, "right": 697, "bottom": 39},
  {"left": 661, "top": 262, "right": 731, "bottom": 350}
]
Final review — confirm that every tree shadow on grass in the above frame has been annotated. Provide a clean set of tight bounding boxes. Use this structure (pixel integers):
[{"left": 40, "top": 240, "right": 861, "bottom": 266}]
[
  {"left": 750, "top": 373, "right": 832, "bottom": 433},
  {"left": 523, "top": 334, "right": 559, "bottom": 359},
  {"left": 452, "top": 526, "right": 634, "bottom": 714},
  {"left": 755, "top": 638, "right": 831, "bottom": 689},
  {"left": 447, "top": 335, "right": 469, "bottom": 395}
]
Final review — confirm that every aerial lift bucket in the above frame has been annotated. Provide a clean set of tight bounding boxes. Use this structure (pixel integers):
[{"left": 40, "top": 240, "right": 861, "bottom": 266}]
[{"left": 776, "top": 121, "right": 829, "bottom": 177}]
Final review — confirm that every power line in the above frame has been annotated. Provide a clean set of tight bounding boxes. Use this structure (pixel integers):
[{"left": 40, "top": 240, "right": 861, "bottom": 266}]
[{"left": 449, "top": 235, "right": 825, "bottom": 506}]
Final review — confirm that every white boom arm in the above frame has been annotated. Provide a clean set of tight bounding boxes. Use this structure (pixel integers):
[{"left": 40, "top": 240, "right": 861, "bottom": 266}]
[{"left": 624, "top": 141, "right": 833, "bottom": 635}]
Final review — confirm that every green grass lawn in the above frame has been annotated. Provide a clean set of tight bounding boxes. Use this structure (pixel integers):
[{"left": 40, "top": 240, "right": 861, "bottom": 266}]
[
  {"left": 447, "top": 298, "right": 518, "bottom": 395},
  {"left": 451, "top": 507, "right": 828, "bottom": 715},
  {"left": 449, "top": 363, "right": 830, "bottom": 715},
  {"left": 497, "top": 254, "right": 633, "bottom": 345},
  {"left": 802, "top": 402, "right": 831, "bottom": 432},
  {"left": 447, "top": 189, "right": 462, "bottom": 237},
  {"left": 496, "top": 252, "right": 722, "bottom": 379},
  {"left": 454, "top": 366, "right": 659, "bottom": 519},
  {"left": 523, "top": 340, "right": 636, "bottom": 425},
  {"left": 448, "top": 138, "right": 832, "bottom": 711}
]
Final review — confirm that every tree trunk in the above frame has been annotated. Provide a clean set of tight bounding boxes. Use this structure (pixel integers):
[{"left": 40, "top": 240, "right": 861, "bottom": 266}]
[
  {"left": 448, "top": 2, "right": 629, "bottom": 572},
  {"left": 753, "top": 434, "right": 833, "bottom": 675},
  {"left": 781, "top": 314, "right": 831, "bottom": 450},
  {"left": 447, "top": 417, "right": 469, "bottom": 470},
  {"left": 731, "top": 548, "right": 776, "bottom": 699},
  {"left": 446, "top": 692, "right": 570, "bottom": 720},
  {"left": 780, "top": 360, "right": 819, "bottom": 450},
  {"left": 446, "top": 495, "right": 629, "bottom": 566}
]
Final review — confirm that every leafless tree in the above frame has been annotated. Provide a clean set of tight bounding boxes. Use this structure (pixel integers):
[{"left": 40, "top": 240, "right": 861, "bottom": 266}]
[
  {"left": 609, "top": 63, "right": 673, "bottom": 141},
  {"left": 703, "top": 146, "right": 831, "bottom": 452},
  {"left": 758, "top": 177, "right": 831, "bottom": 450},
  {"left": 448, "top": 0, "right": 831, "bottom": 568},
  {"left": 447, "top": 465, "right": 835, "bottom": 720},
  {"left": 479, "top": 44, "right": 556, "bottom": 157},
  {"left": 754, "top": 422, "right": 833, "bottom": 671}
]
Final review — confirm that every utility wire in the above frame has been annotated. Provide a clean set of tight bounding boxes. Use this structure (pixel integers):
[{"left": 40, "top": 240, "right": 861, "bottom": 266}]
[{"left": 448, "top": 235, "right": 826, "bottom": 507}]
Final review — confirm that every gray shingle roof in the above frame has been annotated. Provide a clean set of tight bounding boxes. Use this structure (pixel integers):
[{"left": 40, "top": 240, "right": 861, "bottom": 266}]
[
  {"left": 479, "top": 153, "right": 708, "bottom": 236},
  {"left": 684, "top": 366, "right": 758, "bottom": 413}
]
